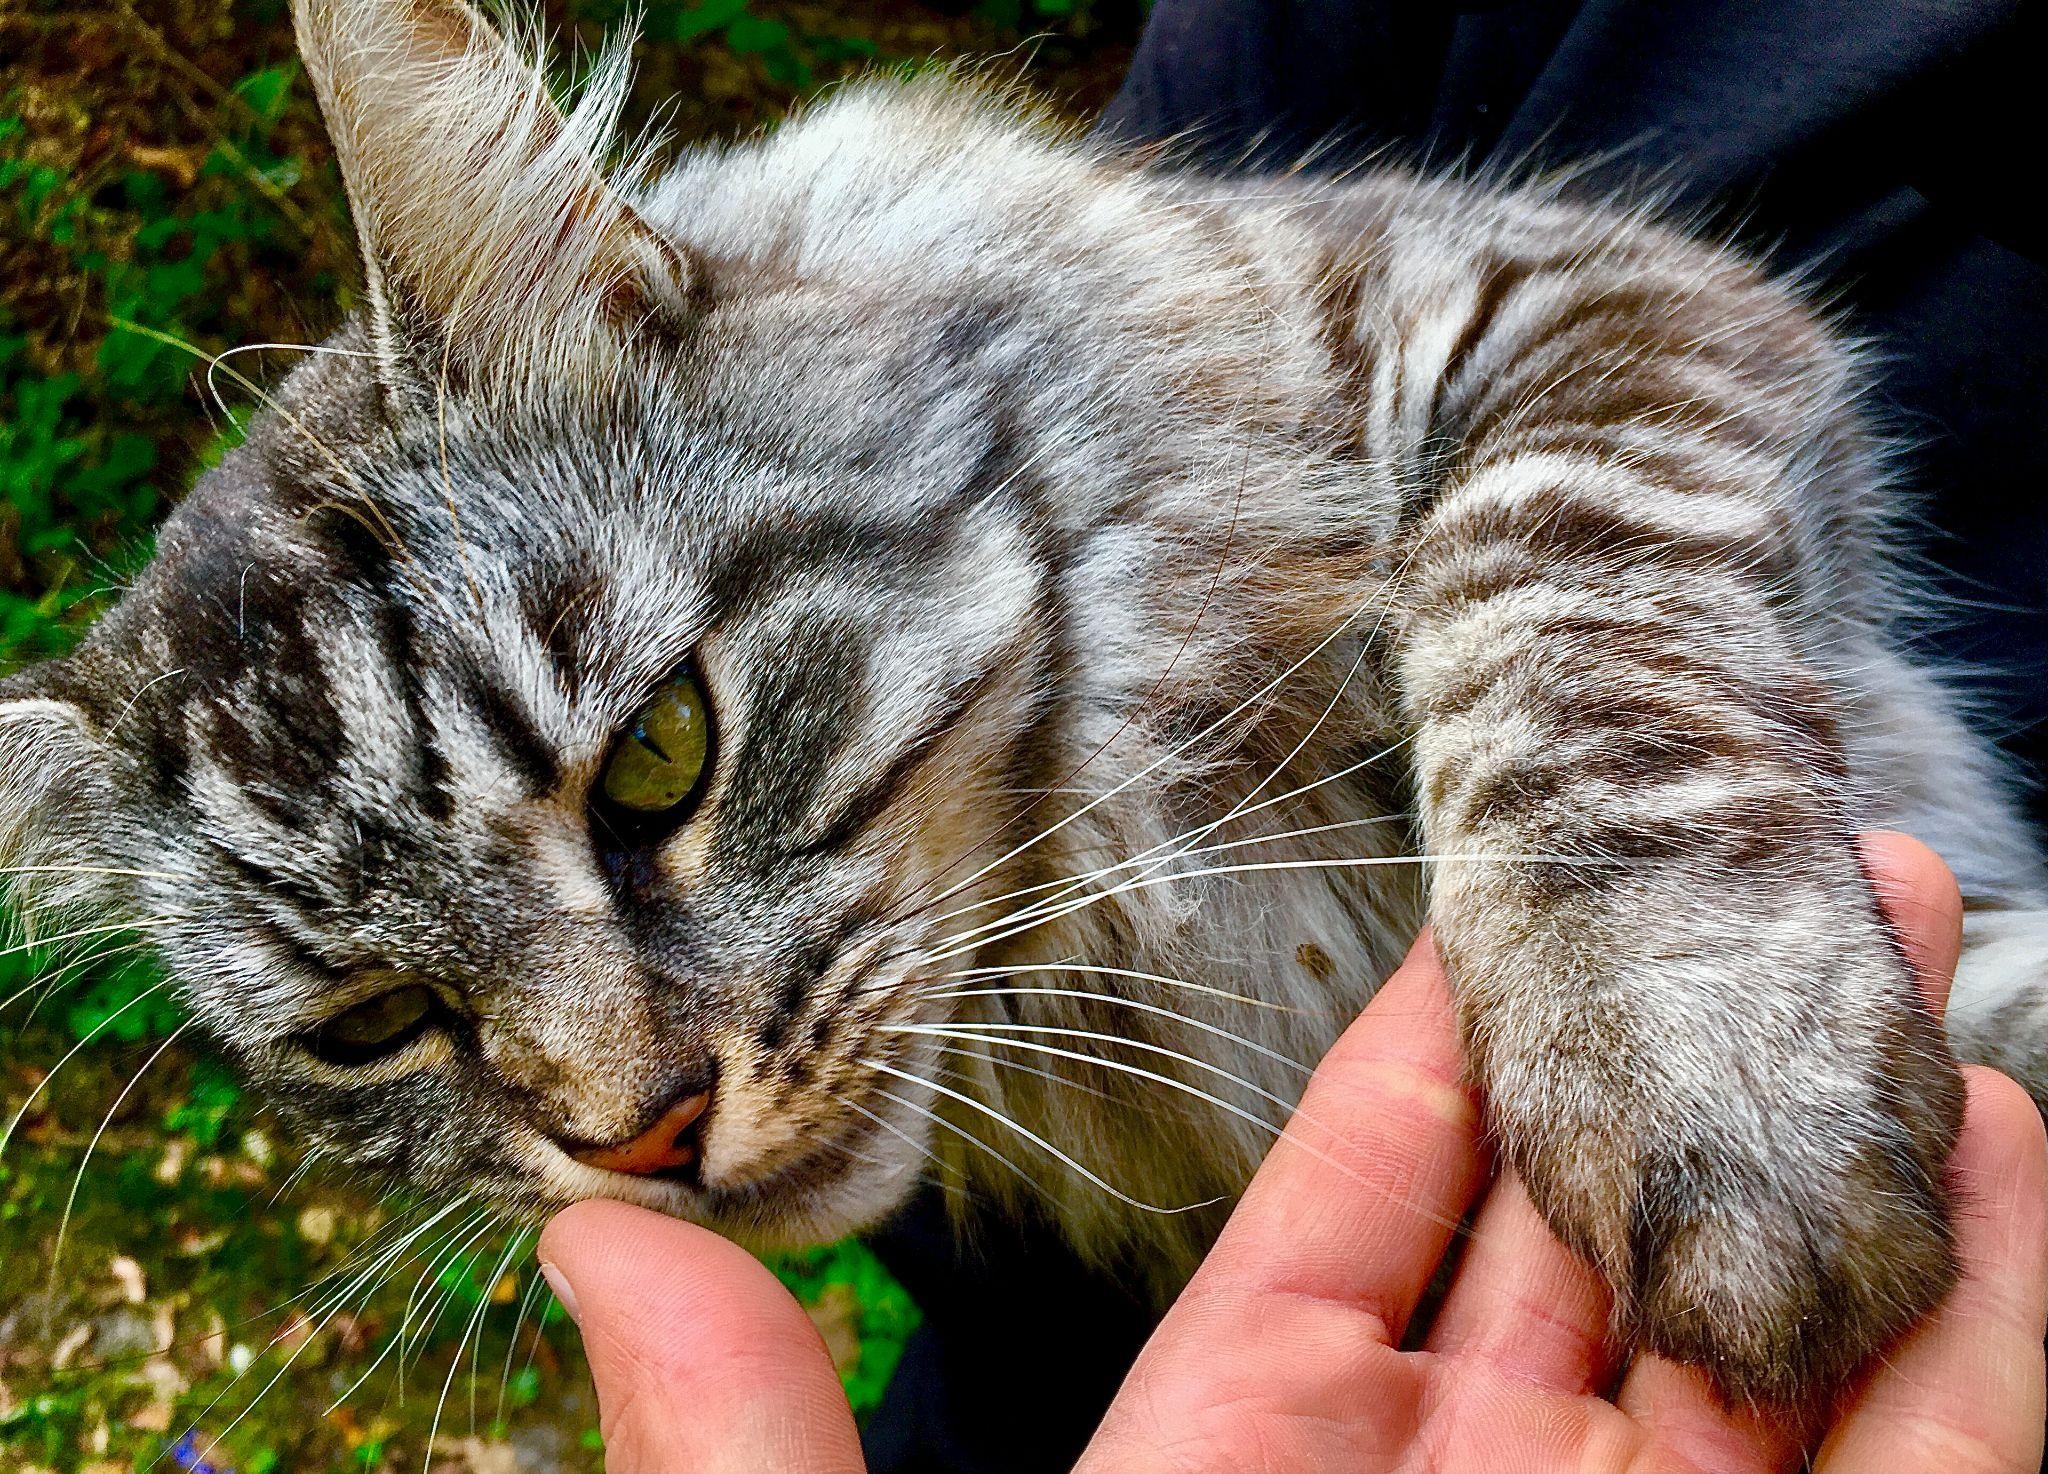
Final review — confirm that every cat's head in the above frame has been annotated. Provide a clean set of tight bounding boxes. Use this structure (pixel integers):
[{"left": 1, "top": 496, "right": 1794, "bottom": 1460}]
[{"left": 0, "top": 0, "right": 1089, "bottom": 1247}]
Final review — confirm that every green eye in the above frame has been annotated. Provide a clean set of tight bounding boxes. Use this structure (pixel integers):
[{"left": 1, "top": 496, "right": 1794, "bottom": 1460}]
[
  {"left": 310, "top": 985, "right": 439, "bottom": 1067},
  {"left": 601, "top": 672, "right": 712, "bottom": 815}
]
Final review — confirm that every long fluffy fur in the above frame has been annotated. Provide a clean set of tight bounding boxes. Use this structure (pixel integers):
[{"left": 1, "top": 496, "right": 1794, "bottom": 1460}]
[{"left": 4, "top": 0, "right": 2046, "bottom": 1407}]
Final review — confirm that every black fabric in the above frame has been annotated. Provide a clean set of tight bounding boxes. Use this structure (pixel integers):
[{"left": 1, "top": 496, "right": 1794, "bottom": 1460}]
[{"left": 861, "top": 7, "right": 2048, "bottom": 1472}]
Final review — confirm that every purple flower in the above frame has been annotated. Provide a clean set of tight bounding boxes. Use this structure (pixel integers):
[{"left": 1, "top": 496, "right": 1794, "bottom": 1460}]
[{"left": 171, "top": 1430, "right": 229, "bottom": 1474}]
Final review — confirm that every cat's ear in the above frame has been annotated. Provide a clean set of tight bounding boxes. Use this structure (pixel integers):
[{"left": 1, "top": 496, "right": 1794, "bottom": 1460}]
[
  {"left": 292, "top": 0, "right": 697, "bottom": 396},
  {"left": 1, "top": 669, "right": 118, "bottom": 918}
]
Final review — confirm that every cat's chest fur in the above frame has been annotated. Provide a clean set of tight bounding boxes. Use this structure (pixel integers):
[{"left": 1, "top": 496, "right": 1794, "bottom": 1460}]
[{"left": 949, "top": 758, "right": 1425, "bottom": 1292}]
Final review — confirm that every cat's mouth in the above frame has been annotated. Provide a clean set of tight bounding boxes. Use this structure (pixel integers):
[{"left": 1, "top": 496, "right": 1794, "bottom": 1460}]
[{"left": 520, "top": 1087, "right": 921, "bottom": 1248}]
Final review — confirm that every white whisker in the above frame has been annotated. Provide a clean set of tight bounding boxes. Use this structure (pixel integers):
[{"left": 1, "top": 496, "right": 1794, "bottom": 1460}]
[
  {"left": 1, "top": 978, "right": 172, "bottom": 1159},
  {"left": 933, "top": 1042, "right": 1122, "bottom": 1107},
  {"left": 493, "top": 1266, "right": 549, "bottom": 1432},
  {"left": 268, "top": 1145, "right": 328, "bottom": 1206},
  {"left": 920, "top": 810, "right": 1407, "bottom": 935},
  {"left": 887, "top": 1020, "right": 1299, "bottom": 1119},
  {"left": 168, "top": 1202, "right": 486, "bottom": 1471},
  {"left": 833, "top": 1089, "right": 966, "bottom": 1182},
  {"left": 399, "top": 1213, "right": 508, "bottom": 1383},
  {"left": 318, "top": 1201, "right": 486, "bottom": 1414},
  {"left": 426, "top": 1227, "right": 525, "bottom": 1466},
  {"left": 49, "top": 1020, "right": 193, "bottom": 1292},
  {"left": 860, "top": 1056, "right": 1219, "bottom": 1215},
  {"left": 905, "top": 566, "right": 1411, "bottom": 919},
  {"left": 0, "top": 864, "right": 183, "bottom": 882},
  {"left": 939, "top": 960, "right": 1295, "bottom": 1012},
  {"left": 890, "top": 1028, "right": 1467, "bottom": 1239},
  {"left": 929, "top": 851, "right": 1603, "bottom": 964},
  {"left": 0, "top": 937, "right": 157, "bottom": 1016},
  {"left": 0, "top": 915, "right": 177, "bottom": 965},
  {"left": 861, "top": 1084, "right": 1035, "bottom": 1199},
  {"left": 922, "top": 984, "right": 1315, "bottom": 1076}
]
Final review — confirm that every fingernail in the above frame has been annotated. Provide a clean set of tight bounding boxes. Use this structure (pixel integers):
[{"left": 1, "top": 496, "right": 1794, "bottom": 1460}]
[{"left": 539, "top": 1261, "right": 581, "bottom": 1325}]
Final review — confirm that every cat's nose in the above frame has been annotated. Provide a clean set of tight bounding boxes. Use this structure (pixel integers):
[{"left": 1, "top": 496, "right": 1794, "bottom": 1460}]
[{"left": 565, "top": 1087, "right": 713, "bottom": 1178}]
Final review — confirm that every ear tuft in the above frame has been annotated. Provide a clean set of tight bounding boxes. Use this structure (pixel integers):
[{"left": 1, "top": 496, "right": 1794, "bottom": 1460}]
[{"left": 293, "top": 0, "right": 695, "bottom": 395}]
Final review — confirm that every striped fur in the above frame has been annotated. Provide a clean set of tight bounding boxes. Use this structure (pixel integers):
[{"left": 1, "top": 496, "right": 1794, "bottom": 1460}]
[{"left": 4, "top": 0, "right": 2046, "bottom": 1406}]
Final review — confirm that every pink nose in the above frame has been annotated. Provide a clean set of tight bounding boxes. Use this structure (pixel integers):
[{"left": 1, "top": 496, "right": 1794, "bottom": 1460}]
[{"left": 569, "top": 1090, "right": 712, "bottom": 1177}]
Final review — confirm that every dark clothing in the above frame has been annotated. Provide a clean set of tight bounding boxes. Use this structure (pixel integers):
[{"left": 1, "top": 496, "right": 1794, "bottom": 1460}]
[{"left": 863, "top": 6, "right": 2048, "bottom": 1471}]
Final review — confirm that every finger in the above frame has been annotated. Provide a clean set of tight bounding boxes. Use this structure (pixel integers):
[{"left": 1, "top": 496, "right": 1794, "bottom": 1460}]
[
  {"left": 1816, "top": 1068, "right": 2048, "bottom": 1474},
  {"left": 1613, "top": 1355, "right": 1804, "bottom": 1474},
  {"left": 537, "top": 1198, "right": 865, "bottom": 1474},
  {"left": 1080, "top": 935, "right": 1483, "bottom": 1473},
  {"left": 1858, "top": 829, "right": 1964, "bottom": 1017},
  {"left": 1421, "top": 1169, "right": 1617, "bottom": 1394},
  {"left": 1182, "top": 929, "right": 1487, "bottom": 1344}
]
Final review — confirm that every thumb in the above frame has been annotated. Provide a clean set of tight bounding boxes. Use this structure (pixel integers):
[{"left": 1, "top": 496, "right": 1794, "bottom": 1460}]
[
  {"left": 1858, "top": 829, "right": 1965, "bottom": 1018},
  {"left": 537, "top": 1198, "right": 866, "bottom": 1474}
]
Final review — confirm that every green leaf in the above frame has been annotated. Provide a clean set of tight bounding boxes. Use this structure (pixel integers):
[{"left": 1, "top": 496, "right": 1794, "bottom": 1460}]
[
  {"left": 508, "top": 1365, "right": 541, "bottom": 1408},
  {"left": 197, "top": 405, "right": 254, "bottom": 472},
  {"left": 62, "top": 959, "right": 182, "bottom": 1044},
  {"left": 725, "top": 16, "right": 809, "bottom": 87},
  {"left": 164, "top": 1055, "right": 245, "bottom": 1146},
  {"left": 122, "top": 168, "right": 169, "bottom": 212},
  {"left": 233, "top": 64, "right": 298, "bottom": 123},
  {"left": 69, "top": 431, "right": 157, "bottom": 498},
  {"left": 645, "top": 0, "right": 750, "bottom": 42}
]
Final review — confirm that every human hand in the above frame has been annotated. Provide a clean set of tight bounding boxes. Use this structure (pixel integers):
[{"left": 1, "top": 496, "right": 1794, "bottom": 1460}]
[{"left": 536, "top": 832, "right": 2048, "bottom": 1473}]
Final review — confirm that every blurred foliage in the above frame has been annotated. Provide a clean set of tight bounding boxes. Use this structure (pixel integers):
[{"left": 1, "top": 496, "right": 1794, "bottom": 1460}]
[
  {"left": 770, "top": 1239, "right": 926, "bottom": 1415},
  {"left": 2, "top": 0, "right": 1133, "bottom": 1466}
]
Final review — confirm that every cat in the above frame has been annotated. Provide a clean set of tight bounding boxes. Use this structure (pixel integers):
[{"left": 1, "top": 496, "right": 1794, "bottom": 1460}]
[{"left": 5, "top": 0, "right": 2048, "bottom": 1410}]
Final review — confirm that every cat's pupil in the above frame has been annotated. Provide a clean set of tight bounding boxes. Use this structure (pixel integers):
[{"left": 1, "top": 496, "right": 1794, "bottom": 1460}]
[
  {"left": 596, "top": 670, "right": 713, "bottom": 822},
  {"left": 631, "top": 725, "right": 669, "bottom": 762}
]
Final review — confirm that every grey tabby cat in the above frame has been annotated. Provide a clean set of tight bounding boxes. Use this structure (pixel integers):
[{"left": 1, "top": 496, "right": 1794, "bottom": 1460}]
[{"left": 5, "top": 0, "right": 2047, "bottom": 1408}]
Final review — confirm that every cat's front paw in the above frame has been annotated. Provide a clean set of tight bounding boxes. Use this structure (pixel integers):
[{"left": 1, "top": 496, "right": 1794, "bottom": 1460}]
[
  {"left": 1612, "top": 1122, "right": 1958, "bottom": 1405},
  {"left": 1470, "top": 914, "right": 1967, "bottom": 1406}
]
